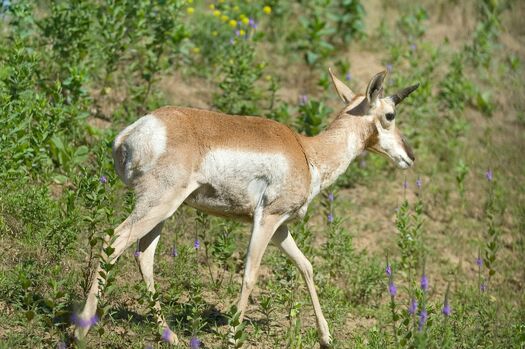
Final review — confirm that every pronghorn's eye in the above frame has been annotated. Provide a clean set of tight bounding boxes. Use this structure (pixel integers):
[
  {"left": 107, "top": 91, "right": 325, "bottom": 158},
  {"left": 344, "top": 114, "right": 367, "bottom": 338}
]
[{"left": 385, "top": 112, "right": 395, "bottom": 121}]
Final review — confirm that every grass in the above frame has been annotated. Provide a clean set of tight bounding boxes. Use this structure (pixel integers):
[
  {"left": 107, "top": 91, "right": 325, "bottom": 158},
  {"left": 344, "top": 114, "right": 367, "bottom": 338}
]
[{"left": 1, "top": 0, "right": 524, "bottom": 348}]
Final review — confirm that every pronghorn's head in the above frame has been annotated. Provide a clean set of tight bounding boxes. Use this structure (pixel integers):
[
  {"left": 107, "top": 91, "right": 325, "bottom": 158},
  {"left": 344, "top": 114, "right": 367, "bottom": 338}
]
[{"left": 329, "top": 68, "right": 419, "bottom": 169}]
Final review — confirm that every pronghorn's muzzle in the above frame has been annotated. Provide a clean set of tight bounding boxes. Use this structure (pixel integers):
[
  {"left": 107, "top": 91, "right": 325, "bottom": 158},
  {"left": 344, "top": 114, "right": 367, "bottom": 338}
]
[{"left": 402, "top": 137, "right": 415, "bottom": 162}]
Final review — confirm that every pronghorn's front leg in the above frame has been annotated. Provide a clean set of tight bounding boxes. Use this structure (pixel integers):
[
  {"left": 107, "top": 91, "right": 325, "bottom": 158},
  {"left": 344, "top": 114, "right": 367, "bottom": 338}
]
[
  {"left": 237, "top": 213, "right": 287, "bottom": 320},
  {"left": 272, "top": 225, "right": 331, "bottom": 347}
]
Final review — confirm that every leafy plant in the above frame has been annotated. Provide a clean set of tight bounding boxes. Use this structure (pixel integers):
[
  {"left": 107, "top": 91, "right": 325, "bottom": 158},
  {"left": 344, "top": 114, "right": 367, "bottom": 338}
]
[
  {"left": 330, "top": 0, "right": 366, "bottom": 44},
  {"left": 213, "top": 39, "right": 265, "bottom": 115},
  {"left": 295, "top": 1, "right": 335, "bottom": 67},
  {"left": 296, "top": 98, "right": 332, "bottom": 136}
]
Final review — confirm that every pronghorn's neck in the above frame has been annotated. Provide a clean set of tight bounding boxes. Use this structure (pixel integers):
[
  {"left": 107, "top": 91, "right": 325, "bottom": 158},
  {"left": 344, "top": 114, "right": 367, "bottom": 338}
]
[{"left": 300, "top": 113, "right": 374, "bottom": 190}]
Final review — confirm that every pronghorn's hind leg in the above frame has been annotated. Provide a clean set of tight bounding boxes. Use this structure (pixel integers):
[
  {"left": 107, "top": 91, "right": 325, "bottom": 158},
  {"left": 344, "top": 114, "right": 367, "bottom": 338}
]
[
  {"left": 74, "top": 180, "right": 198, "bottom": 344},
  {"left": 134, "top": 222, "right": 179, "bottom": 344}
]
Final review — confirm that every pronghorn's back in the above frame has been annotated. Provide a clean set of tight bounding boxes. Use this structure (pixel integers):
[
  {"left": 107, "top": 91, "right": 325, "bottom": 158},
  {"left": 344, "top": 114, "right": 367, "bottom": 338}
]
[{"left": 113, "top": 107, "right": 313, "bottom": 220}]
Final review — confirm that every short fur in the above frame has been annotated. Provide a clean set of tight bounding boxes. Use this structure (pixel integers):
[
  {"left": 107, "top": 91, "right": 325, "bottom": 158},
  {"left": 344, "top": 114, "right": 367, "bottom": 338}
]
[{"left": 76, "top": 69, "right": 419, "bottom": 348}]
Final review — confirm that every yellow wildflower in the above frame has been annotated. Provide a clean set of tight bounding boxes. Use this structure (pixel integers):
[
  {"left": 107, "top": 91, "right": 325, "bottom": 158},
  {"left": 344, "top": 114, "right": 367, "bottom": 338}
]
[
  {"left": 209, "top": 4, "right": 215, "bottom": 10},
  {"left": 221, "top": 15, "right": 229, "bottom": 22},
  {"left": 192, "top": 47, "right": 200, "bottom": 54},
  {"left": 187, "top": 0, "right": 193, "bottom": 3},
  {"left": 186, "top": 7, "right": 194, "bottom": 14},
  {"left": 228, "top": 19, "right": 237, "bottom": 28},
  {"left": 233, "top": 6, "right": 239, "bottom": 12},
  {"left": 241, "top": 17, "right": 249, "bottom": 25},
  {"left": 212, "top": 31, "right": 218, "bottom": 37},
  {"left": 263, "top": 5, "right": 271, "bottom": 14},
  {"left": 265, "top": 75, "right": 272, "bottom": 81},
  {"left": 213, "top": 10, "right": 221, "bottom": 17},
  {"left": 218, "top": 0, "right": 224, "bottom": 3},
  {"left": 239, "top": 29, "right": 246, "bottom": 36}
]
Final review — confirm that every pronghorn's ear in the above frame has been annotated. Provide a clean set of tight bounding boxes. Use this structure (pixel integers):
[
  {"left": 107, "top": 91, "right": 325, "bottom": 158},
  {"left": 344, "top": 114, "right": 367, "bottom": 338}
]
[
  {"left": 328, "top": 67, "right": 355, "bottom": 104},
  {"left": 389, "top": 83, "right": 420, "bottom": 105},
  {"left": 366, "top": 70, "right": 387, "bottom": 105}
]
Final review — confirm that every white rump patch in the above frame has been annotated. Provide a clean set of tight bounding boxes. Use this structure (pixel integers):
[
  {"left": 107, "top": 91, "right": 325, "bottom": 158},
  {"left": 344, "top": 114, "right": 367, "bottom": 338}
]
[{"left": 114, "top": 115, "right": 167, "bottom": 182}]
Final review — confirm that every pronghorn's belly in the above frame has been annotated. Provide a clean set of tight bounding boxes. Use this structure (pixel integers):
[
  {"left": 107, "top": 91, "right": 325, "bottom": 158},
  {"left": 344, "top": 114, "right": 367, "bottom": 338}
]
[{"left": 184, "top": 149, "right": 290, "bottom": 220}]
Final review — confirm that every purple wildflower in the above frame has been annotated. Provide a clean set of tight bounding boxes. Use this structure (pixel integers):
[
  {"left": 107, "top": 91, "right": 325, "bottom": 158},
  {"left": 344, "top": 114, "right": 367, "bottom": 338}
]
[
  {"left": 442, "top": 301, "right": 451, "bottom": 316},
  {"left": 485, "top": 169, "right": 493, "bottom": 182},
  {"left": 385, "top": 264, "right": 392, "bottom": 277},
  {"left": 229, "top": 37, "right": 235, "bottom": 45},
  {"left": 420, "top": 274, "right": 428, "bottom": 292},
  {"left": 476, "top": 257, "right": 483, "bottom": 267},
  {"left": 328, "top": 192, "right": 334, "bottom": 202},
  {"left": 299, "top": 94, "right": 308, "bottom": 106},
  {"left": 161, "top": 327, "right": 171, "bottom": 342},
  {"left": 235, "top": 30, "right": 240, "bottom": 36},
  {"left": 443, "top": 283, "right": 452, "bottom": 317},
  {"left": 194, "top": 239, "right": 200, "bottom": 249},
  {"left": 249, "top": 18, "right": 257, "bottom": 29},
  {"left": 408, "top": 298, "right": 418, "bottom": 315},
  {"left": 327, "top": 213, "right": 334, "bottom": 223},
  {"left": 89, "top": 314, "right": 99, "bottom": 326},
  {"left": 99, "top": 175, "right": 108, "bottom": 184},
  {"left": 403, "top": 179, "right": 408, "bottom": 189},
  {"left": 57, "top": 341, "right": 66, "bottom": 349},
  {"left": 190, "top": 337, "right": 202, "bottom": 349},
  {"left": 171, "top": 246, "right": 178, "bottom": 257},
  {"left": 416, "top": 177, "right": 422, "bottom": 189},
  {"left": 386, "top": 64, "right": 393, "bottom": 72},
  {"left": 418, "top": 308, "right": 427, "bottom": 331},
  {"left": 388, "top": 281, "right": 397, "bottom": 297},
  {"left": 480, "top": 282, "right": 487, "bottom": 292},
  {"left": 70, "top": 313, "right": 86, "bottom": 327},
  {"left": 71, "top": 313, "right": 99, "bottom": 328},
  {"left": 145, "top": 345, "right": 153, "bottom": 349},
  {"left": 345, "top": 72, "right": 352, "bottom": 81},
  {"left": 410, "top": 43, "right": 417, "bottom": 51},
  {"left": 134, "top": 250, "right": 141, "bottom": 257}
]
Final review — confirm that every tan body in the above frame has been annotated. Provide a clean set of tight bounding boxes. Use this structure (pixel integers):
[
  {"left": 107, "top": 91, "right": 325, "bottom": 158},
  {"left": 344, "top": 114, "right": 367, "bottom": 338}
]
[
  {"left": 75, "top": 69, "right": 419, "bottom": 348},
  {"left": 151, "top": 107, "right": 312, "bottom": 220}
]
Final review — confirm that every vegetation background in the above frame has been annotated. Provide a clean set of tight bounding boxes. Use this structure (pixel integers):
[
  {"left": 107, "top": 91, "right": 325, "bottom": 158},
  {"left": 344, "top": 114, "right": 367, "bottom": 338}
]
[{"left": 0, "top": 0, "right": 524, "bottom": 348}]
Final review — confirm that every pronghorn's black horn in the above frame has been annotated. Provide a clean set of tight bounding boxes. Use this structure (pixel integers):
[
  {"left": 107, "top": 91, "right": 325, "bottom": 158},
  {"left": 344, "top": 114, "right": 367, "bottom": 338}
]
[{"left": 390, "top": 83, "right": 420, "bottom": 105}]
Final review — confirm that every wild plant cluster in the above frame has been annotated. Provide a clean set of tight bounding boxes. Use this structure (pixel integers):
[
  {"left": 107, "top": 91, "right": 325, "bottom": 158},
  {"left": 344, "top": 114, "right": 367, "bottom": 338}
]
[{"left": 0, "top": 0, "right": 524, "bottom": 348}]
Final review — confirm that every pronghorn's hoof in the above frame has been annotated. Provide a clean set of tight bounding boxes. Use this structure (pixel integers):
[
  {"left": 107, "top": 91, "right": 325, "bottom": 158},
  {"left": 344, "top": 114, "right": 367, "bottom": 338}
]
[
  {"left": 161, "top": 327, "right": 179, "bottom": 345},
  {"left": 320, "top": 338, "right": 332, "bottom": 349},
  {"left": 318, "top": 319, "right": 332, "bottom": 348},
  {"left": 319, "top": 333, "right": 332, "bottom": 348},
  {"left": 73, "top": 327, "right": 87, "bottom": 342}
]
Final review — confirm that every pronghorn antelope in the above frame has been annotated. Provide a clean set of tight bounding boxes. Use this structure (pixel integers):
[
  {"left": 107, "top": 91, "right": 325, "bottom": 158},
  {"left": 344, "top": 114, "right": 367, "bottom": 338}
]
[{"left": 75, "top": 68, "right": 419, "bottom": 347}]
